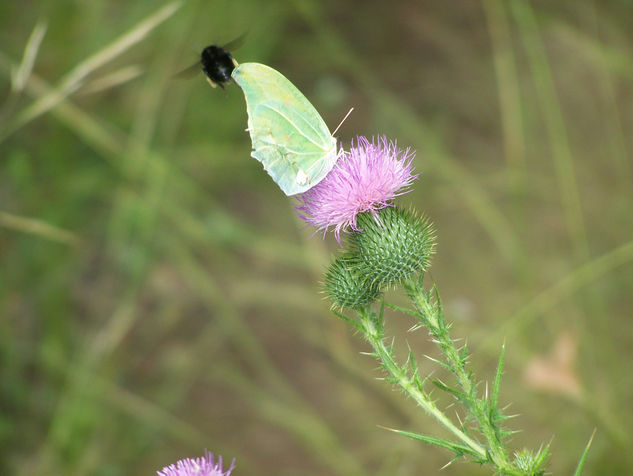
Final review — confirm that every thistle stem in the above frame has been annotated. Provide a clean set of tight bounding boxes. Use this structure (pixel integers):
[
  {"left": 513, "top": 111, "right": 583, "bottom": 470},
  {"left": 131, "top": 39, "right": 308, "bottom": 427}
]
[
  {"left": 404, "top": 278, "right": 521, "bottom": 474},
  {"left": 357, "top": 308, "right": 487, "bottom": 461}
]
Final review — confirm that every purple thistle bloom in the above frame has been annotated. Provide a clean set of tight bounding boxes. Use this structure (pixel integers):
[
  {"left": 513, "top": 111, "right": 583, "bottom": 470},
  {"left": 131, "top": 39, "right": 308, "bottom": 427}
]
[
  {"left": 157, "top": 450, "right": 235, "bottom": 476},
  {"left": 296, "top": 136, "right": 418, "bottom": 243}
]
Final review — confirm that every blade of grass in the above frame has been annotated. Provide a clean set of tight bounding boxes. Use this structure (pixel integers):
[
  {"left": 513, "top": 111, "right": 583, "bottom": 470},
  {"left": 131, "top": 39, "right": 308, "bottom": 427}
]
[
  {"left": 485, "top": 237, "right": 633, "bottom": 347},
  {"left": 0, "top": 211, "right": 79, "bottom": 245},
  {"left": 10, "top": 19, "right": 47, "bottom": 93},
  {"left": 509, "top": 0, "right": 589, "bottom": 262},
  {"left": 481, "top": 0, "right": 526, "bottom": 183},
  {"left": 553, "top": 21, "right": 633, "bottom": 194},
  {"left": 0, "top": 1, "right": 181, "bottom": 142},
  {"left": 78, "top": 65, "right": 144, "bottom": 95},
  {"left": 0, "top": 51, "right": 125, "bottom": 160},
  {"left": 0, "top": 20, "right": 47, "bottom": 128}
]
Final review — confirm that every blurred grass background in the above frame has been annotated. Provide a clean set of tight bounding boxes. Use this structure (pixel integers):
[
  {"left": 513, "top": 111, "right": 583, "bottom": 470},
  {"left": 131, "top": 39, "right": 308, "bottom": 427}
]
[{"left": 1, "top": 0, "right": 633, "bottom": 474}]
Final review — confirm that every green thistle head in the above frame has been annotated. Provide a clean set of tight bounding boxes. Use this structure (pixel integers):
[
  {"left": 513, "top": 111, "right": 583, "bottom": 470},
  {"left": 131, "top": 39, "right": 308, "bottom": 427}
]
[
  {"left": 349, "top": 207, "right": 435, "bottom": 289},
  {"left": 324, "top": 256, "right": 381, "bottom": 309}
]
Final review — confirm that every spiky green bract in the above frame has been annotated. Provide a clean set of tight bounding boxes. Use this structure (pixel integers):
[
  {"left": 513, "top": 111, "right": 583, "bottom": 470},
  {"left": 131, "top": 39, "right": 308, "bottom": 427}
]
[
  {"left": 324, "top": 256, "right": 381, "bottom": 309},
  {"left": 349, "top": 207, "right": 435, "bottom": 289},
  {"left": 512, "top": 446, "right": 551, "bottom": 476}
]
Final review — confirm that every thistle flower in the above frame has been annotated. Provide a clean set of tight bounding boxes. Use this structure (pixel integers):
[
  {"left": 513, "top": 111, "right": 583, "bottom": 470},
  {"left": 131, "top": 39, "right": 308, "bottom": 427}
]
[
  {"left": 157, "top": 450, "right": 234, "bottom": 476},
  {"left": 296, "top": 136, "right": 417, "bottom": 243}
]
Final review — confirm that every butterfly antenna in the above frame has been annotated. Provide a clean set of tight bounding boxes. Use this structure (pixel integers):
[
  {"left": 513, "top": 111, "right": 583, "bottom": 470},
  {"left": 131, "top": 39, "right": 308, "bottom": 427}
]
[{"left": 332, "top": 107, "right": 354, "bottom": 136}]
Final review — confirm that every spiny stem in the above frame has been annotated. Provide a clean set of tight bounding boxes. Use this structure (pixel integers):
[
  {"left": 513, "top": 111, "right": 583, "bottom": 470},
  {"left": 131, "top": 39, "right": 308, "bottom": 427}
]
[
  {"left": 357, "top": 308, "right": 487, "bottom": 461},
  {"left": 404, "top": 278, "right": 520, "bottom": 474}
]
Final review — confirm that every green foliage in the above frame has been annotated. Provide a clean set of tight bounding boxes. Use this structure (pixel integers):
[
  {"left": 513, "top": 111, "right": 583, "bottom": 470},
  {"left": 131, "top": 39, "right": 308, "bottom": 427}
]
[
  {"left": 512, "top": 446, "right": 550, "bottom": 476},
  {"left": 573, "top": 430, "right": 596, "bottom": 476},
  {"left": 383, "top": 427, "right": 484, "bottom": 461},
  {"left": 344, "top": 277, "right": 553, "bottom": 475}
]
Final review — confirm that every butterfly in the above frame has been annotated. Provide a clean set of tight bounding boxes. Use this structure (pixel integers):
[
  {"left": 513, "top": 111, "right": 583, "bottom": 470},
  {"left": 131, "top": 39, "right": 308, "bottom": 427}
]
[
  {"left": 231, "top": 63, "right": 339, "bottom": 196},
  {"left": 178, "top": 38, "right": 340, "bottom": 196}
]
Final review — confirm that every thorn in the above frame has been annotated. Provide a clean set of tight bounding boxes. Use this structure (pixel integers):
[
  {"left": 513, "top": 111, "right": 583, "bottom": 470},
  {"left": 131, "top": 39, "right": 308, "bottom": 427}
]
[{"left": 455, "top": 410, "right": 464, "bottom": 427}]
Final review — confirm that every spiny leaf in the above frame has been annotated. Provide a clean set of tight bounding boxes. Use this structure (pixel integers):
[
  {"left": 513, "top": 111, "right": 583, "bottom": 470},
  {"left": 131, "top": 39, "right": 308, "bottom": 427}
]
[
  {"left": 416, "top": 269, "right": 426, "bottom": 288},
  {"left": 382, "top": 300, "right": 424, "bottom": 319},
  {"left": 513, "top": 443, "right": 551, "bottom": 475},
  {"left": 331, "top": 309, "right": 363, "bottom": 331},
  {"left": 433, "top": 379, "right": 467, "bottom": 401},
  {"left": 573, "top": 429, "right": 596, "bottom": 476},
  {"left": 377, "top": 301, "right": 385, "bottom": 330},
  {"left": 433, "top": 286, "right": 445, "bottom": 318},
  {"left": 459, "top": 344, "right": 469, "bottom": 366},
  {"left": 425, "top": 354, "right": 455, "bottom": 373},
  {"left": 492, "top": 341, "right": 506, "bottom": 412},
  {"left": 378, "top": 426, "right": 482, "bottom": 459}
]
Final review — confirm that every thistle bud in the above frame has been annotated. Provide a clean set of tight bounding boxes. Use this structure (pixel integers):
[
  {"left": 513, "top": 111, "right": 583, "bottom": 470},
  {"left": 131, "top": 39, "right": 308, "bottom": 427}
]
[
  {"left": 349, "top": 207, "right": 435, "bottom": 289},
  {"left": 324, "top": 256, "right": 381, "bottom": 309}
]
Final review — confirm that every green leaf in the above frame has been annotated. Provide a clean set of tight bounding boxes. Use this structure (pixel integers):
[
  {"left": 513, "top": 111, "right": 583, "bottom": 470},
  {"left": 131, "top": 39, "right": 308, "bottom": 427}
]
[
  {"left": 424, "top": 354, "right": 454, "bottom": 373},
  {"left": 573, "top": 429, "right": 596, "bottom": 476},
  {"left": 379, "top": 426, "right": 482, "bottom": 459},
  {"left": 331, "top": 309, "right": 363, "bottom": 331},
  {"left": 492, "top": 341, "right": 506, "bottom": 412},
  {"left": 417, "top": 269, "right": 426, "bottom": 288},
  {"left": 381, "top": 300, "right": 424, "bottom": 319},
  {"left": 377, "top": 301, "right": 385, "bottom": 332},
  {"left": 433, "top": 379, "right": 467, "bottom": 402}
]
